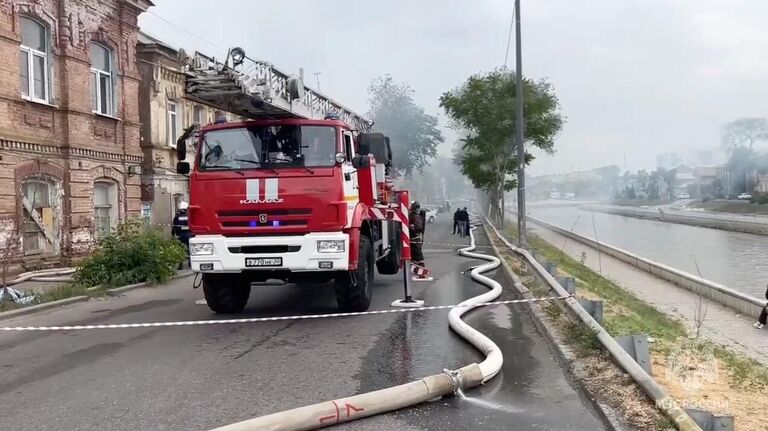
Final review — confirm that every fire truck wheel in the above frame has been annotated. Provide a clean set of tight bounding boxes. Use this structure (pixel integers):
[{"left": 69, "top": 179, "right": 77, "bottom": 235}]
[
  {"left": 376, "top": 223, "right": 401, "bottom": 275},
  {"left": 202, "top": 274, "right": 251, "bottom": 314},
  {"left": 335, "top": 235, "right": 373, "bottom": 312}
]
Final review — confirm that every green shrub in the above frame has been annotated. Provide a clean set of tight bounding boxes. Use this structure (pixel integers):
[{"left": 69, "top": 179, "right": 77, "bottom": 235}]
[{"left": 72, "top": 219, "right": 187, "bottom": 289}]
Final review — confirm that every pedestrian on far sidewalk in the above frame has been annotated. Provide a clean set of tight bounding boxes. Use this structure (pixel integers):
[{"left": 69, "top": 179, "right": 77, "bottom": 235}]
[
  {"left": 453, "top": 208, "right": 460, "bottom": 235},
  {"left": 754, "top": 283, "right": 768, "bottom": 330},
  {"left": 463, "top": 207, "right": 470, "bottom": 236}
]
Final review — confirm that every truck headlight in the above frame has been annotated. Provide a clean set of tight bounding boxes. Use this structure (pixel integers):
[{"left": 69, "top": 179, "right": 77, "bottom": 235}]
[
  {"left": 317, "top": 240, "right": 345, "bottom": 253},
  {"left": 190, "top": 243, "right": 214, "bottom": 256}
]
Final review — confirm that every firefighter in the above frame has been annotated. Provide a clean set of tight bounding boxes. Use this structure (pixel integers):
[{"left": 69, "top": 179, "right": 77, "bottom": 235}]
[
  {"left": 172, "top": 201, "right": 192, "bottom": 269},
  {"left": 409, "top": 201, "right": 425, "bottom": 270}
]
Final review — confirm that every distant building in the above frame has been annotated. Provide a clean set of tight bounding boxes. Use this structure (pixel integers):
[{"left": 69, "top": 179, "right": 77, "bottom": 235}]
[
  {"left": 656, "top": 153, "right": 684, "bottom": 170},
  {"left": 756, "top": 175, "right": 768, "bottom": 193},
  {"left": 669, "top": 164, "right": 696, "bottom": 195},
  {"left": 136, "top": 32, "right": 233, "bottom": 228}
]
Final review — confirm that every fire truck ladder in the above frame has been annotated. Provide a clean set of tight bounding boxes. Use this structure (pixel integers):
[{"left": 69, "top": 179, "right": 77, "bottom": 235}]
[{"left": 180, "top": 47, "right": 372, "bottom": 132}]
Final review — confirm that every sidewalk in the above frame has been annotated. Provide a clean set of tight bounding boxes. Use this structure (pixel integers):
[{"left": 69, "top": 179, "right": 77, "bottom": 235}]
[
  {"left": 5, "top": 279, "right": 69, "bottom": 294},
  {"left": 530, "top": 223, "right": 768, "bottom": 368}
]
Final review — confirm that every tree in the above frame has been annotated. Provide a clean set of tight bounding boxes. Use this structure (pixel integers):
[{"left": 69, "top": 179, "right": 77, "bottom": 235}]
[
  {"left": 726, "top": 145, "right": 757, "bottom": 193},
  {"left": 595, "top": 165, "right": 621, "bottom": 196},
  {"left": 721, "top": 118, "right": 768, "bottom": 152},
  {"left": 367, "top": 75, "right": 444, "bottom": 177},
  {"left": 439, "top": 69, "right": 564, "bottom": 223}
]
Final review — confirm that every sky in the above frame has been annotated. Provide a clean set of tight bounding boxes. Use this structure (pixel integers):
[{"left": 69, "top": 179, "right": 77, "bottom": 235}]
[{"left": 140, "top": 0, "right": 768, "bottom": 176}]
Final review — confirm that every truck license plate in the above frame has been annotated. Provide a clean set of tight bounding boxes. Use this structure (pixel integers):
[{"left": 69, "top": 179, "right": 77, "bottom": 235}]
[{"left": 245, "top": 257, "right": 283, "bottom": 267}]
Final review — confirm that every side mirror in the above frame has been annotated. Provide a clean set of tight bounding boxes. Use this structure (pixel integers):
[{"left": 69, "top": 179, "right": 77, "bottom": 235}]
[
  {"left": 176, "top": 161, "right": 190, "bottom": 175},
  {"left": 359, "top": 133, "right": 390, "bottom": 166},
  {"left": 351, "top": 155, "right": 370, "bottom": 169},
  {"left": 177, "top": 125, "right": 196, "bottom": 162}
]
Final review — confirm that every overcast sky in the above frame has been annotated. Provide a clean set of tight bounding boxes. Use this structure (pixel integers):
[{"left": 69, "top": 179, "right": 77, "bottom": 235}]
[{"left": 140, "top": 0, "right": 768, "bottom": 175}]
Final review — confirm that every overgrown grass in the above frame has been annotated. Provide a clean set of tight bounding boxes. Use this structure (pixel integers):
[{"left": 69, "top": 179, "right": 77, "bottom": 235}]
[
  {"left": 0, "top": 284, "right": 111, "bottom": 313},
  {"left": 508, "top": 226, "right": 686, "bottom": 341},
  {"left": 563, "top": 321, "right": 601, "bottom": 354},
  {"left": 0, "top": 219, "right": 186, "bottom": 312},
  {"left": 709, "top": 343, "right": 768, "bottom": 388}
]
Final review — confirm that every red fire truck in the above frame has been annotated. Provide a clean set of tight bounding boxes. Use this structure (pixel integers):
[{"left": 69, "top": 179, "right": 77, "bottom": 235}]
[{"left": 175, "top": 48, "right": 408, "bottom": 314}]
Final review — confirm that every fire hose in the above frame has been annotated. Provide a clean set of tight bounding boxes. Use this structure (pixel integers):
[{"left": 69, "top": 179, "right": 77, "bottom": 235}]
[
  {"left": 3, "top": 268, "right": 76, "bottom": 286},
  {"left": 209, "top": 222, "right": 503, "bottom": 430}
]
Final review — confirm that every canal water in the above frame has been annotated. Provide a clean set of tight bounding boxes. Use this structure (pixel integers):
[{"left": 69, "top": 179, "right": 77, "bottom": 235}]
[{"left": 527, "top": 205, "right": 768, "bottom": 298}]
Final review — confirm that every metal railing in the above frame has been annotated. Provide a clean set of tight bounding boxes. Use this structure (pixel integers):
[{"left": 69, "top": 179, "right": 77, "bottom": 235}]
[{"left": 181, "top": 48, "right": 372, "bottom": 132}]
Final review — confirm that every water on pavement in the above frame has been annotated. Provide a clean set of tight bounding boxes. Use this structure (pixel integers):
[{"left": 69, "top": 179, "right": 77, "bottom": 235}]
[{"left": 0, "top": 218, "right": 607, "bottom": 431}]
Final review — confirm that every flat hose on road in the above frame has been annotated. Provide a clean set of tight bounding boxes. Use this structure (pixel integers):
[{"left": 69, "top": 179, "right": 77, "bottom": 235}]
[{"left": 208, "top": 223, "right": 504, "bottom": 431}]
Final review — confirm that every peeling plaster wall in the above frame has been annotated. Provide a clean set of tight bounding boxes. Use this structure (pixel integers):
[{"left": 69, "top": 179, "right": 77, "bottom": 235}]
[{"left": 0, "top": 0, "right": 151, "bottom": 263}]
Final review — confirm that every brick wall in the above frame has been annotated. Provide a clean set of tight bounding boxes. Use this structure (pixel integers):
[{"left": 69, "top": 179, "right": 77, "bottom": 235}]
[{"left": 0, "top": 0, "right": 152, "bottom": 264}]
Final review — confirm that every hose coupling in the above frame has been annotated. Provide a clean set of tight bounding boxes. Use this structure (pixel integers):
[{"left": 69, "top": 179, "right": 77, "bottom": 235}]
[{"left": 442, "top": 368, "right": 464, "bottom": 395}]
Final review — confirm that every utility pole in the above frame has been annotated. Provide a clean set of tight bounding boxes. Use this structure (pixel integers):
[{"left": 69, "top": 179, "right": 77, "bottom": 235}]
[
  {"left": 514, "top": 0, "right": 527, "bottom": 246},
  {"left": 313, "top": 72, "right": 322, "bottom": 91}
]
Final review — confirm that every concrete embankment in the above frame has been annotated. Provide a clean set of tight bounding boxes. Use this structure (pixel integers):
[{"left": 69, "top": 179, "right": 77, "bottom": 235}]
[
  {"left": 528, "top": 216, "right": 766, "bottom": 319},
  {"left": 582, "top": 205, "right": 768, "bottom": 236}
]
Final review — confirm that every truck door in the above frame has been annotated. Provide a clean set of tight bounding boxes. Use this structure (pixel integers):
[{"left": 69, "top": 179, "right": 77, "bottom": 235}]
[{"left": 342, "top": 131, "right": 359, "bottom": 227}]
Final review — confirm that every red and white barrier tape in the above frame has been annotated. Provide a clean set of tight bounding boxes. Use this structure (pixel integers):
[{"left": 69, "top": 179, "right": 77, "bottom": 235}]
[{"left": 0, "top": 296, "right": 571, "bottom": 332}]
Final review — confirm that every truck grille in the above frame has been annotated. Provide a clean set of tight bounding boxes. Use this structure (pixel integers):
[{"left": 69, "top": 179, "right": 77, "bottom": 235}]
[
  {"left": 228, "top": 245, "right": 301, "bottom": 254},
  {"left": 216, "top": 208, "right": 312, "bottom": 229}
]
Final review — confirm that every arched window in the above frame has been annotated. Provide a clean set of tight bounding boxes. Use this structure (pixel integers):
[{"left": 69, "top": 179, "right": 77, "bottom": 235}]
[
  {"left": 19, "top": 17, "right": 49, "bottom": 102},
  {"left": 90, "top": 43, "right": 113, "bottom": 115},
  {"left": 93, "top": 180, "right": 118, "bottom": 238},
  {"left": 21, "top": 177, "right": 57, "bottom": 254}
]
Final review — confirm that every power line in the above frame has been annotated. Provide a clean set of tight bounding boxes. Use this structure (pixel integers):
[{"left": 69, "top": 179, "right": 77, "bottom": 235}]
[
  {"left": 145, "top": 10, "right": 226, "bottom": 55},
  {"left": 503, "top": 6, "right": 516, "bottom": 69}
]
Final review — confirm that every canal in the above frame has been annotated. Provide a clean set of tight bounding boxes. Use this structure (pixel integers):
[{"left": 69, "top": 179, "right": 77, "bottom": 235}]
[{"left": 527, "top": 205, "right": 768, "bottom": 298}]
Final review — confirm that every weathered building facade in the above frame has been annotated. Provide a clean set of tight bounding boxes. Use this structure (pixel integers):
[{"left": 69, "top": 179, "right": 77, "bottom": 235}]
[
  {"left": 136, "top": 32, "right": 230, "bottom": 228},
  {"left": 0, "top": 0, "right": 152, "bottom": 263}
]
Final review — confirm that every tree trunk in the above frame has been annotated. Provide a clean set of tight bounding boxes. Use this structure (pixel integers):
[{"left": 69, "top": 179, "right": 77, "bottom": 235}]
[{"left": 499, "top": 189, "right": 505, "bottom": 228}]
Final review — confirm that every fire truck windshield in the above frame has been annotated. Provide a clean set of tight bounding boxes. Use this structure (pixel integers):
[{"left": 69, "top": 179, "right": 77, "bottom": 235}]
[{"left": 199, "top": 125, "right": 337, "bottom": 171}]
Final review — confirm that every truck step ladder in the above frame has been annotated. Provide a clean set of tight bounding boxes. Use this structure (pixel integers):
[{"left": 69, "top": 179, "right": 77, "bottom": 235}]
[{"left": 180, "top": 48, "right": 372, "bottom": 132}]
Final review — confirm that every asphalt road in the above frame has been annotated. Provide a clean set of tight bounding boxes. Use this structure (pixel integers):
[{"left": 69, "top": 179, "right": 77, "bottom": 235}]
[{"left": 0, "top": 219, "right": 607, "bottom": 431}]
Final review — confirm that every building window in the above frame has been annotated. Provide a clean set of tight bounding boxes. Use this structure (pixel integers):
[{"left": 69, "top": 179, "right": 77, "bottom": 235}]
[
  {"left": 193, "top": 105, "right": 203, "bottom": 126},
  {"left": 93, "top": 181, "right": 118, "bottom": 239},
  {"left": 90, "top": 43, "right": 113, "bottom": 115},
  {"left": 168, "top": 101, "right": 178, "bottom": 147},
  {"left": 21, "top": 178, "right": 56, "bottom": 254},
  {"left": 19, "top": 17, "right": 48, "bottom": 102}
]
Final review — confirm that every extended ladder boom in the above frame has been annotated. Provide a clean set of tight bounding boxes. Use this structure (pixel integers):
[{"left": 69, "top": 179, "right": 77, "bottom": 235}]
[{"left": 180, "top": 48, "right": 372, "bottom": 132}]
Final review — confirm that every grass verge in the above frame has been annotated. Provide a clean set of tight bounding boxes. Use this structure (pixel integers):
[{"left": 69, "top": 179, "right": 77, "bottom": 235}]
[
  {"left": 0, "top": 283, "right": 111, "bottom": 313},
  {"left": 500, "top": 223, "right": 768, "bottom": 430},
  {"left": 508, "top": 225, "right": 768, "bottom": 389}
]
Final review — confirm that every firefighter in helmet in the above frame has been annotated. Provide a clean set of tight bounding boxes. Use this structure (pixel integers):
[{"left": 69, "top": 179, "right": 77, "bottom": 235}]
[
  {"left": 172, "top": 201, "right": 192, "bottom": 269},
  {"left": 409, "top": 201, "right": 425, "bottom": 269}
]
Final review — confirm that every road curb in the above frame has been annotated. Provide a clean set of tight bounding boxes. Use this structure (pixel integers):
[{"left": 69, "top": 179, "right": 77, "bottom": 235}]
[
  {"left": 0, "top": 296, "right": 90, "bottom": 321},
  {"left": 483, "top": 223, "right": 627, "bottom": 431},
  {"left": 105, "top": 270, "right": 195, "bottom": 296},
  {"left": 0, "top": 270, "right": 195, "bottom": 322}
]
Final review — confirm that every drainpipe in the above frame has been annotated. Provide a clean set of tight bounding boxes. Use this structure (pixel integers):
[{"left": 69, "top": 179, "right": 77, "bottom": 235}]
[{"left": 208, "top": 222, "right": 503, "bottom": 431}]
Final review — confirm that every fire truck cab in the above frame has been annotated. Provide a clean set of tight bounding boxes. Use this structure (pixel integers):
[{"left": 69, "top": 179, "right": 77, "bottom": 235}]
[{"left": 176, "top": 116, "right": 402, "bottom": 314}]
